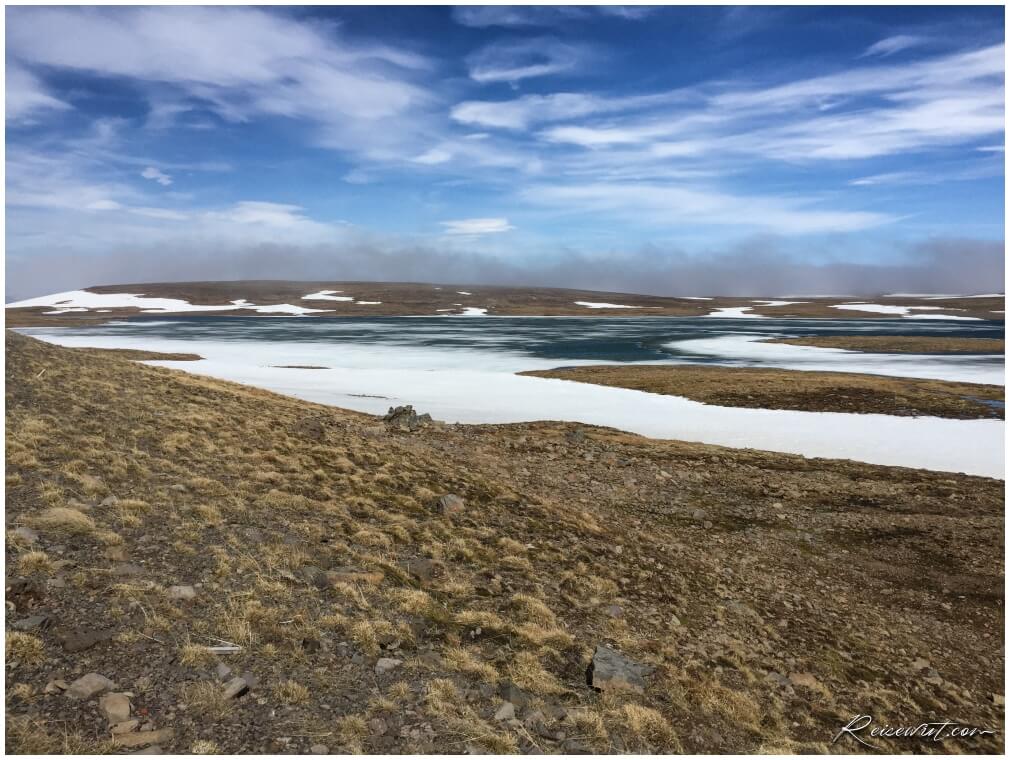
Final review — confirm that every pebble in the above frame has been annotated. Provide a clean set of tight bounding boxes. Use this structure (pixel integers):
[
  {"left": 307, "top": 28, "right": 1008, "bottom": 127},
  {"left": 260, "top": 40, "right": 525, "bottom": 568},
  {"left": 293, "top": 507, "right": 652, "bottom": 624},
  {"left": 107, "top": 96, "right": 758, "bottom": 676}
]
[
  {"left": 494, "top": 702, "right": 516, "bottom": 721},
  {"left": 375, "top": 657, "right": 403, "bottom": 675}
]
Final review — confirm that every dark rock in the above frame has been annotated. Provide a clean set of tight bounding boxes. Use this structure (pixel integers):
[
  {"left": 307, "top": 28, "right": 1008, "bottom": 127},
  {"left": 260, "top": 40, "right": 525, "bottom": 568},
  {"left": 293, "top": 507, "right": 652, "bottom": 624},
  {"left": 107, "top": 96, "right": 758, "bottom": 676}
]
[
  {"left": 499, "top": 681, "right": 533, "bottom": 709},
  {"left": 434, "top": 494, "right": 465, "bottom": 517},
  {"left": 61, "top": 627, "right": 115, "bottom": 653},
  {"left": 586, "top": 645, "right": 652, "bottom": 693},
  {"left": 399, "top": 558, "right": 439, "bottom": 586},
  {"left": 291, "top": 417, "right": 327, "bottom": 442},
  {"left": 13, "top": 614, "right": 51, "bottom": 631},
  {"left": 383, "top": 405, "right": 431, "bottom": 432}
]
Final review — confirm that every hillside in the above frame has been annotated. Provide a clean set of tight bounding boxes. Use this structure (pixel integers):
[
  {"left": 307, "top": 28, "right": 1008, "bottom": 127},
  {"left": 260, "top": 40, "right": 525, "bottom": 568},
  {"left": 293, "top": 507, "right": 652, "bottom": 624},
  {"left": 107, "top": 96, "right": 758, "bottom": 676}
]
[
  {"left": 5, "top": 281, "right": 1004, "bottom": 326},
  {"left": 5, "top": 332, "right": 1004, "bottom": 754}
]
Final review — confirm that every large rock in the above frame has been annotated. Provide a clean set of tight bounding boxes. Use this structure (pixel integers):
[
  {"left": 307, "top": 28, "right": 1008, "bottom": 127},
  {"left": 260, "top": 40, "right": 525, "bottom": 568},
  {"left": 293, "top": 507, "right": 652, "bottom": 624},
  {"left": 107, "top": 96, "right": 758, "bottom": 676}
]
[
  {"left": 383, "top": 405, "right": 432, "bottom": 432},
  {"left": 65, "top": 673, "right": 117, "bottom": 699},
  {"left": 99, "top": 693, "right": 132, "bottom": 723},
  {"left": 586, "top": 645, "right": 652, "bottom": 693},
  {"left": 61, "top": 627, "right": 115, "bottom": 653}
]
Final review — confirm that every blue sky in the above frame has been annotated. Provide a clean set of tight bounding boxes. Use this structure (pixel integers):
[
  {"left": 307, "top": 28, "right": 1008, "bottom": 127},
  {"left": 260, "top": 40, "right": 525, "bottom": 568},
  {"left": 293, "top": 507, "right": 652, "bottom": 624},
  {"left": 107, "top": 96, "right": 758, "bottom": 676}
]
[{"left": 5, "top": 5, "right": 1005, "bottom": 297}]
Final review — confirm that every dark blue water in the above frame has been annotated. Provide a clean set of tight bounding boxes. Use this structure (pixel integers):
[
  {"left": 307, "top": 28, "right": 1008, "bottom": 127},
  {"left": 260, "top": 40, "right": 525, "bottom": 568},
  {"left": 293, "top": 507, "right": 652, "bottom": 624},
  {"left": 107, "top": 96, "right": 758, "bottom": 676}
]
[{"left": 64, "top": 314, "right": 1004, "bottom": 365}]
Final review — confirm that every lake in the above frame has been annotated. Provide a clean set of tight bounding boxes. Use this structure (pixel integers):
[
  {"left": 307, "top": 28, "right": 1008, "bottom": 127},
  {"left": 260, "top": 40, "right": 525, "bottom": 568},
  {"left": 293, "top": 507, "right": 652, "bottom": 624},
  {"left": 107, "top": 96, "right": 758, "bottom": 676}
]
[{"left": 19, "top": 315, "right": 1005, "bottom": 477}]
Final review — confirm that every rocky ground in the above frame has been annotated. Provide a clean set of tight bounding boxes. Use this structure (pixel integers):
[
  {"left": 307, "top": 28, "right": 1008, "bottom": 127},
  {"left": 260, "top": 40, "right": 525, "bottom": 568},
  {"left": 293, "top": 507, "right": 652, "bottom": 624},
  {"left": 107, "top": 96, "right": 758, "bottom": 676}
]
[
  {"left": 768, "top": 336, "right": 1005, "bottom": 354},
  {"left": 523, "top": 365, "right": 1004, "bottom": 419},
  {"left": 5, "top": 281, "right": 1004, "bottom": 326},
  {"left": 5, "top": 332, "right": 1005, "bottom": 754}
]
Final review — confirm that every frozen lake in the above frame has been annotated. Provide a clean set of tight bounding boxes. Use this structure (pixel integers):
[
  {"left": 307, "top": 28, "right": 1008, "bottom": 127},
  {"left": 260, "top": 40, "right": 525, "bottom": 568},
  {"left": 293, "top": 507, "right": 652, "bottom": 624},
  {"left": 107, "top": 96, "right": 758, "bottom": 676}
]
[{"left": 19, "top": 315, "right": 1005, "bottom": 478}]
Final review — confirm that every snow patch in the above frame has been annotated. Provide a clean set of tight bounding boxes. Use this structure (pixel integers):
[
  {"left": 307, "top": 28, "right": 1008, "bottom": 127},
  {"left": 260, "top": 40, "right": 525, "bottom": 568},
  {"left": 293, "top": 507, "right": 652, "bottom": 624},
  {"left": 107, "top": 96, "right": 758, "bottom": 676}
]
[
  {"left": 703, "top": 307, "right": 767, "bottom": 319},
  {"left": 574, "top": 301, "right": 652, "bottom": 309},
  {"left": 457, "top": 291, "right": 472, "bottom": 295},
  {"left": 753, "top": 300, "right": 806, "bottom": 307},
  {"left": 302, "top": 290, "right": 354, "bottom": 302},
  {"left": 7, "top": 289, "right": 333, "bottom": 317},
  {"left": 831, "top": 303, "right": 982, "bottom": 320}
]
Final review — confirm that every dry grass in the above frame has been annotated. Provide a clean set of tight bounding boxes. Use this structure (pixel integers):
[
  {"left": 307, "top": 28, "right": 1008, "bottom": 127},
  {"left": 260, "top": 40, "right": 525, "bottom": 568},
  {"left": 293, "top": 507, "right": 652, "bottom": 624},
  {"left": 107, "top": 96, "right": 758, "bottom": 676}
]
[
  {"left": 28, "top": 507, "right": 96, "bottom": 535},
  {"left": 6, "top": 633, "right": 45, "bottom": 666},
  {"left": 4, "top": 330, "right": 1003, "bottom": 754}
]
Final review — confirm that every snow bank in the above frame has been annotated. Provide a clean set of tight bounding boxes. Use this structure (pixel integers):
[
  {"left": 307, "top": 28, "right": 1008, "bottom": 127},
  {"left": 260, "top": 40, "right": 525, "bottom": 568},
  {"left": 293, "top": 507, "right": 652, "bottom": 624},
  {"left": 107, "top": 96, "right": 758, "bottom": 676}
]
[
  {"left": 703, "top": 307, "right": 766, "bottom": 319},
  {"left": 574, "top": 301, "right": 653, "bottom": 309},
  {"left": 302, "top": 290, "right": 354, "bottom": 302},
  {"left": 753, "top": 300, "right": 806, "bottom": 307},
  {"left": 7, "top": 290, "right": 332, "bottom": 316},
  {"left": 667, "top": 334, "right": 1003, "bottom": 385},
  {"left": 20, "top": 328, "right": 1004, "bottom": 478}
]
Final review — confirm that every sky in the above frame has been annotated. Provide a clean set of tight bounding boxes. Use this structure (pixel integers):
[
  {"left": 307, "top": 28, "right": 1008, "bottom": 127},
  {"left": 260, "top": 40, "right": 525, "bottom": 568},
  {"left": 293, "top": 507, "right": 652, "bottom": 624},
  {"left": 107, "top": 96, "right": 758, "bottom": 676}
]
[{"left": 5, "top": 4, "right": 1006, "bottom": 298}]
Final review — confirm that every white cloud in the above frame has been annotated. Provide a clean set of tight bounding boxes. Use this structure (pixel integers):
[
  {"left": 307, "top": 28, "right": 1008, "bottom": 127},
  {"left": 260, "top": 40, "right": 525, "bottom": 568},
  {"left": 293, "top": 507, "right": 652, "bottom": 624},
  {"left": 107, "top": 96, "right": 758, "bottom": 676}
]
[
  {"left": 451, "top": 91, "right": 676, "bottom": 130},
  {"left": 467, "top": 37, "right": 584, "bottom": 84},
  {"left": 141, "top": 167, "right": 173, "bottom": 186},
  {"left": 522, "top": 183, "right": 893, "bottom": 235},
  {"left": 452, "top": 6, "right": 653, "bottom": 28},
  {"left": 440, "top": 218, "right": 515, "bottom": 235},
  {"left": 6, "top": 64, "right": 71, "bottom": 123},
  {"left": 6, "top": 6, "right": 434, "bottom": 156},
  {"left": 860, "top": 35, "right": 928, "bottom": 58}
]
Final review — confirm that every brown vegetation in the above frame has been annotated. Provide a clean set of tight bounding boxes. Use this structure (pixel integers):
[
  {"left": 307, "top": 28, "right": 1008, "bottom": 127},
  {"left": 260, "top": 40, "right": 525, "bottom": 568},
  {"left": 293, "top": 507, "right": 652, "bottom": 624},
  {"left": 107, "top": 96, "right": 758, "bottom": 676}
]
[
  {"left": 767, "top": 335, "right": 1005, "bottom": 354},
  {"left": 523, "top": 364, "right": 1004, "bottom": 419},
  {"left": 5, "top": 331, "right": 1004, "bottom": 753}
]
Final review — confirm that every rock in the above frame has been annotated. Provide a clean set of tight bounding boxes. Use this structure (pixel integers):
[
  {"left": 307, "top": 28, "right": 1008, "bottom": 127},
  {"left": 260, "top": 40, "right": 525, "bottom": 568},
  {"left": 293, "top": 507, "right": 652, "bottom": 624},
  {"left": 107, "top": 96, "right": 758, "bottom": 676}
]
[
  {"left": 314, "top": 568, "right": 384, "bottom": 588},
  {"left": 494, "top": 702, "right": 516, "bottom": 721},
  {"left": 910, "top": 657, "right": 930, "bottom": 672},
  {"left": 669, "top": 613, "right": 682, "bottom": 627},
  {"left": 692, "top": 509, "right": 709, "bottom": 521},
  {"left": 565, "top": 428, "right": 586, "bottom": 444},
  {"left": 44, "top": 679, "right": 68, "bottom": 694},
  {"left": 434, "top": 494, "right": 465, "bottom": 517},
  {"left": 100, "top": 496, "right": 119, "bottom": 507},
  {"left": 13, "top": 526, "right": 39, "bottom": 544},
  {"left": 368, "top": 717, "right": 388, "bottom": 735},
  {"left": 111, "top": 720, "right": 140, "bottom": 735},
  {"left": 499, "top": 681, "right": 533, "bottom": 709},
  {"left": 309, "top": 744, "right": 329, "bottom": 754},
  {"left": 291, "top": 417, "right": 326, "bottom": 442},
  {"left": 383, "top": 405, "right": 432, "bottom": 432},
  {"left": 100, "top": 693, "right": 132, "bottom": 724},
  {"left": 215, "top": 663, "right": 233, "bottom": 681},
  {"left": 61, "top": 628, "right": 115, "bottom": 653},
  {"left": 166, "top": 585, "right": 196, "bottom": 601},
  {"left": 375, "top": 657, "right": 403, "bottom": 675},
  {"left": 13, "top": 614, "right": 50, "bottom": 631},
  {"left": 603, "top": 605, "right": 623, "bottom": 619},
  {"left": 169, "top": 484, "right": 188, "bottom": 493},
  {"left": 112, "top": 563, "right": 144, "bottom": 577},
  {"left": 65, "top": 673, "right": 117, "bottom": 699},
  {"left": 586, "top": 645, "right": 652, "bottom": 693},
  {"left": 399, "top": 558, "right": 438, "bottom": 586},
  {"left": 113, "top": 728, "right": 174, "bottom": 748},
  {"left": 222, "top": 676, "right": 249, "bottom": 699},
  {"left": 991, "top": 693, "right": 1005, "bottom": 706}
]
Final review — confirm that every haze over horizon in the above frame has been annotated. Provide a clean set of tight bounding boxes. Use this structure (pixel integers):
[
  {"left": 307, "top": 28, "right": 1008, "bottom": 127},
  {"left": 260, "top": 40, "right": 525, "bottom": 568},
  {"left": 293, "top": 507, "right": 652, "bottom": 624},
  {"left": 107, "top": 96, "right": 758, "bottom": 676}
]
[{"left": 5, "top": 5, "right": 1005, "bottom": 300}]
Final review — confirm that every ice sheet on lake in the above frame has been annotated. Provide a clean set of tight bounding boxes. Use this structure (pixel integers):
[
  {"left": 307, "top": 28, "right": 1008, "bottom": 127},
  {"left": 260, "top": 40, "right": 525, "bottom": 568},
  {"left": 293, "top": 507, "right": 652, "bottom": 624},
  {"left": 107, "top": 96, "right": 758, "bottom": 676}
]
[
  {"left": 21, "top": 329, "right": 1004, "bottom": 478},
  {"left": 668, "top": 334, "right": 1003, "bottom": 385}
]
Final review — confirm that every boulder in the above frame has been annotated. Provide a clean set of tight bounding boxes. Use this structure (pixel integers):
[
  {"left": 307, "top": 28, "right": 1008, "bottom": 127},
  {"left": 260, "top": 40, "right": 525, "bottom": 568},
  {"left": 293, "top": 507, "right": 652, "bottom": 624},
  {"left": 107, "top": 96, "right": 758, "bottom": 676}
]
[
  {"left": 61, "top": 627, "right": 115, "bottom": 653},
  {"left": 586, "top": 645, "right": 652, "bottom": 694},
  {"left": 65, "top": 673, "right": 117, "bottom": 699},
  {"left": 222, "top": 676, "right": 249, "bottom": 699},
  {"left": 382, "top": 405, "right": 432, "bottom": 432}
]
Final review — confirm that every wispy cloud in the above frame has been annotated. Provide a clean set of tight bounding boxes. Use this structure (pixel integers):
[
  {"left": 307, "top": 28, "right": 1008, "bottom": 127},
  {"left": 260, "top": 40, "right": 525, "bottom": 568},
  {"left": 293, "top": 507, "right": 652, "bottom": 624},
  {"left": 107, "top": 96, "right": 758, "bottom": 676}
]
[
  {"left": 860, "top": 34, "right": 928, "bottom": 58},
  {"left": 5, "top": 64, "right": 71, "bottom": 123},
  {"left": 6, "top": 6, "right": 434, "bottom": 156},
  {"left": 440, "top": 217, "right": 515, "bottom": 235},
  {"left": 452, "top": 6, "right": 653, "bottom": 29},
  {"left": 466, "top": 37, "right": 586, "bottom": 84},
  {"left": 523, "top": 183, "right": 893, "bottom": 235}
]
